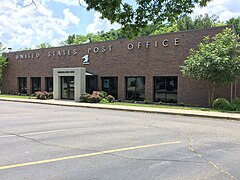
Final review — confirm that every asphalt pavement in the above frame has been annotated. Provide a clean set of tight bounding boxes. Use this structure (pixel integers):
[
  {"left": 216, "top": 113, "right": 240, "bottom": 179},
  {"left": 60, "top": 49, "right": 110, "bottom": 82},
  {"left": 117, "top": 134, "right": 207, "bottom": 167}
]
[{"left": 0, "top": 101, "right": 239, "bottom": 179}]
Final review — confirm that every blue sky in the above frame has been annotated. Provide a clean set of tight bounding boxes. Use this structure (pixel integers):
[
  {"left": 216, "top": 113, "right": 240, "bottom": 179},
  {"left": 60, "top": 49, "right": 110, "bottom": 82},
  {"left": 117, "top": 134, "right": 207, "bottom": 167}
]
[{"left": 0, "top": 0, "right": 240, "bottom": 51}]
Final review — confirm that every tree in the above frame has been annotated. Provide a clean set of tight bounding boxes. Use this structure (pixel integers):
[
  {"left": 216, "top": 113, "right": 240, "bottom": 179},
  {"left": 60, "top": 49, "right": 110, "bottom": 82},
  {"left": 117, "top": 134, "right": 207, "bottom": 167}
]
[
  {"left": 83, "top": 0, "right": 212, "bottom": 38},
  {"left": 36, "top": 43, "right": 52, "bottom": 49},
  {"left": 65, "top": 34, "right": 76, "bottom": 45},
  {"left": 180, "top": 28, "right": 240, "bottom": 106},
  {"left": 177, "top": 14, "right": 218, "bottom": 31},
  {"left": 0, "top": 43, "right": 8, "bottom": 93},
  {"left": 151, "top": 23, "right": 179, "bottom": 35},
  {"left": 227, "top": 17, "right": 240, "bottom": 36}
]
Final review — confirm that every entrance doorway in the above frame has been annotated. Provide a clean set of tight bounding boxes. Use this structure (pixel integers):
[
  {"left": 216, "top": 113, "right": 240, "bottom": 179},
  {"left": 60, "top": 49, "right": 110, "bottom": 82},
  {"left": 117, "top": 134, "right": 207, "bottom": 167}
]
[{"left": 61, "top": 76, "right": 74, "bottom": 99}]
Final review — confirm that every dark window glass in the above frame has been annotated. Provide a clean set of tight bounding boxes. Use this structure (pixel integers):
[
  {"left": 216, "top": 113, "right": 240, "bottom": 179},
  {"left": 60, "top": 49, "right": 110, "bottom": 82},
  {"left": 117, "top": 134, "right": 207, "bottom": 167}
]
[
  {"left": 31, "top": 77, "right": 41, "bottom": 93},
  {"left": 86, "top": 75, "right": 98, "bottom": 94},
  {"left": 18, "top": 77, "right": 27, "bottom": 94},
  {"left": 126, "top": 77, "right": 145, "bottom": 101},
  {"left": 45, "top": 77, "right": 53, "bottom": 92},
  {"left": 102, "top": 77, "right": 118, "bottom": 99},
  {"left": 154, "top": 76, "right": 178, "bottom": 103},
  {"left": 61, "top": 76, "right": 74, "bottom": 100}
]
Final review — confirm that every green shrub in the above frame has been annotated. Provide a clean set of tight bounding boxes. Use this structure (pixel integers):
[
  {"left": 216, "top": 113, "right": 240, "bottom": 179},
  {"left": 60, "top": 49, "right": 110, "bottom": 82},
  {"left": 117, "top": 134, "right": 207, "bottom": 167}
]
[
  {"left": 87, "top": 95, "right": 102, "bottom": 103},
  {"left": 106, "top": 95, "right": 115, "bottom": 102},
  {"left": 47, "top": 92, "right": 53, "bottom": 99},
  {"left": 80, "top": 91, "right": 115, "bottom": 103},
  {"left": 100, "top": 98, "right": 109, "bottom": 103},
  {"left": 230, "top": 98, "right": 240, "bottom": 111},
  {"left": 212, "top": 98, "right": 231, "bottom": 110},
  {"left": 34, "top": 91, "right": 53, "bottom": 100},
  {"left": 143, "top": 100, "right": 149, "bottom": 104},
  {"left": 35, "top": 91, "right": 47, "bottom": 100},
  {"left": 92, "top": 91, "right": 101, "bottom": 97},
  {"left": 99, "top": 91, "right": 108, "bottom": 98},
  {"left": 79, "top": 93, "right": 91, "bottom": 102}
]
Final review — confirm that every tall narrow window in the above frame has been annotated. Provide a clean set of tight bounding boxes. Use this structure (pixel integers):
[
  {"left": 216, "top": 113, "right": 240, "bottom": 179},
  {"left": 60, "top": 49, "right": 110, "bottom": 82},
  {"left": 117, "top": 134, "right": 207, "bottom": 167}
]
[
  {"left": 102, "top": 77, "right": 118, "bottom": 99},
  {"left": 45, "top": 77, "right": 53, "bottom": 92},
  {"left": 18, "top": 77, "right": 27, "bottom": 94},
  {"left": 126, "top": 77, "right": 145, "bottom": 101},
  {"left": 86, "top": 75, "right": 98, "bottom": 94},
  {"left": 154, "top": 76, "right": 178, "bottom": 103},
  {"left": 31, "top": 77, "right": 41, "bottom": 93}
]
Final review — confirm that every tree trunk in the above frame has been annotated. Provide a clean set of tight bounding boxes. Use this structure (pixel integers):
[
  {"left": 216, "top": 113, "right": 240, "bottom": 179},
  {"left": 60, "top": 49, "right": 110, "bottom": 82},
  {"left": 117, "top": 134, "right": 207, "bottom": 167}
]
[
  {"left": 208, "top": 83, "right": 215, "bottom": 107},
  {"left": 0, "top": 68, "right": 2, "bottom": 93}
]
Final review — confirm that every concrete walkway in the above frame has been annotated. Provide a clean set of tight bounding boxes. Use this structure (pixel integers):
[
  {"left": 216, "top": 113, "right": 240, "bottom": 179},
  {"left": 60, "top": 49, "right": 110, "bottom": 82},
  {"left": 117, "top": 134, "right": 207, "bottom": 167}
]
[{"left": 0, "top": 97, "right": 239, "bottom": 121}]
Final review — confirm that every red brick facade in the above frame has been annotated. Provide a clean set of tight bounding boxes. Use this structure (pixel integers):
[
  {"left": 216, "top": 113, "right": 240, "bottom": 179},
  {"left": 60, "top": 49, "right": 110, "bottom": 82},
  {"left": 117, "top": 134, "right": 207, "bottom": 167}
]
[{"left": 2, "top": 26, "right": 239, "bottom": 106}]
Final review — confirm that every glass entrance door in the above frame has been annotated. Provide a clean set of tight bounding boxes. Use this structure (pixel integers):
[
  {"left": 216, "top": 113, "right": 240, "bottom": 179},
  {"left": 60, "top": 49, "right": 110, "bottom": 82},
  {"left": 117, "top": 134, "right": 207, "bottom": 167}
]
[{"left": 61, "top": 76, "right": 74, "bottom": 100}]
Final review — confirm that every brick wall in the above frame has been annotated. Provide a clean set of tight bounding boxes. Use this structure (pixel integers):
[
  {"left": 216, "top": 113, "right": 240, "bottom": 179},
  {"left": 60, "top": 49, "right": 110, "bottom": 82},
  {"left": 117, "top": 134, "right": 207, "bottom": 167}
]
[{"left": 3, "top": 26, "right": 239, "bottom": 106}]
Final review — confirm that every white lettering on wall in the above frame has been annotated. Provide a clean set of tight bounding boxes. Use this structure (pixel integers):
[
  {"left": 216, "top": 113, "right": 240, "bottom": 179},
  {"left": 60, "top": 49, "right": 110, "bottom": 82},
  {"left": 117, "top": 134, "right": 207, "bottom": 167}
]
[
  {"left": 47, "top": 49, "right": 77, "bottom": 58},
  {"left": 16, "top": 53, "right": 40, "bottom": 60},
  {"left": 88, "top": 45, "right": 112, "bottom": 54},
  {"left": 15, "top": 37, "right": 180, "bottom": 61},
  {"left": 146, "top": 41, "right": 150, "bottom": 48},
  {"left": 109, "top": 45, "right": 112, "bottom": 52},
  {"left": 175, "top": 38, "right": 179, "bottom": 46},
  {"left": 162, "top": 39, "right": 169, "bottom": 47},
  {"left": 94, "top": 47, "right": 99, "bottom": 53},
  {"left": 138, "top": 42, "right": 141, "bottom": 49},
  {"left": 102, "top": 46, "right": 106, "bottom": 52},
  {"left": 127, "top": 43, "right": 134, "bottom": 50},
  {"left": 127, "top": 38, "right": 179, "bottom": 51},
  {"left": 73, "top": 49, "right": 77, "bottom": 55}
]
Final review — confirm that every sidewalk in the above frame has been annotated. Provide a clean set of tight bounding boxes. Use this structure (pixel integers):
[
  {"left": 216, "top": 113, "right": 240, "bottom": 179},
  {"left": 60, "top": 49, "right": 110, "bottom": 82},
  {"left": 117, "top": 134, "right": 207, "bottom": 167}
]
[{"left": 0, "top": 97, "right": 239, "bottom": 121}]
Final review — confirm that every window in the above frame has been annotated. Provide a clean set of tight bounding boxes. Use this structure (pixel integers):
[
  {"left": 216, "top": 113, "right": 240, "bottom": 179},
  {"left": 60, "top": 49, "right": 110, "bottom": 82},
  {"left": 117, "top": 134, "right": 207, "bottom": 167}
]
[
  {"left": 45, "top": 77, "right": 53, "bottom": 92},
  {"left": 154, "top": 76, "right": 178, "bottom": 103},
  {"left": 31, "top": 77, "right": 41, "bottom": 93},
  {"left": 102, "top": 77, "right": 118, "bottom": 99},
  {"left": 18, "top": 77, "right": 27, "bottom": 94},
  {"left": 86, "top": 75, "right": 98, "bottom": 94},
  {"left": 126, "top": 77, "right": 145, "bottom": 101}
]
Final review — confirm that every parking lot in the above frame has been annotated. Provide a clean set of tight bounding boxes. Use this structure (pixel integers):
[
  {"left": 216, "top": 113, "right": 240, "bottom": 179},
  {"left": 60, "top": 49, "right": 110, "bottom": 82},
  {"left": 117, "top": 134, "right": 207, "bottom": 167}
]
[{"left": 0, "top": 101, "right": 240, "bottom": 179}]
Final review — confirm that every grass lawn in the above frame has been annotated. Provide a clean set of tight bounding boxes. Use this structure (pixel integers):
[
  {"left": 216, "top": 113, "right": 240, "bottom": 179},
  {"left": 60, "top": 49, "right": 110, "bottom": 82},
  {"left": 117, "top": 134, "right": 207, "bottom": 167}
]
[
  {"left": 112, "top": 102, "right": 209, "bottom": 111},
  {"left": 109, "top": 102, "right": 240, "bottom": 113},
  {"left": 0, "top": 94, "right": 33, "bottom": 99},
  {"left": 0, "top": 94, "right": 239, "bottom": 113}
]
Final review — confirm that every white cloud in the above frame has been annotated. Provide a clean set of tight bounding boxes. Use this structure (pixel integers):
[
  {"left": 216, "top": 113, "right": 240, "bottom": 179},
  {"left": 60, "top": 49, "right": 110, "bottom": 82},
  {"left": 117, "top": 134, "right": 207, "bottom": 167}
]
[
  {"left": 86, "top": 12, "right": 120, "bottom": 34},
  {"left": 0, "top": 0, "right": 80, "bottom": 50},
  {"left": 63, "top": 8, "right": 80, "bottom": 25},
  {"left": 43, "top": 0, "right": 86, "bottom": 7},
  {"left": 193, "top": 0, "right": 240, "bottom": 22}
]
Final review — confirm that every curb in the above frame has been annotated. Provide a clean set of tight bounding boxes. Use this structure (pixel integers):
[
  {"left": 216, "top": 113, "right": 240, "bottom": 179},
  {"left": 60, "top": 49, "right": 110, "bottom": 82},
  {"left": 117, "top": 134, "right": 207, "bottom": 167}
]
[{"left": 0, "top": 98, "right": 240, "bottom": 121}]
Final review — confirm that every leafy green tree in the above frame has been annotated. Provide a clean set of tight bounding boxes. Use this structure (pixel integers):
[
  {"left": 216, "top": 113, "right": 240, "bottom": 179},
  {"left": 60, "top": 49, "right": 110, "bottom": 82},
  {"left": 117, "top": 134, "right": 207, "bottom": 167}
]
[
  {"left": 227, "top": 17, "right": 240, "bottom": 36},
  {"left": 36, "top": 43, "right": 52, "bottom": 49},
  {"left": 84, "top": 0, "right": 212, "bottom": 38},
  {"left": 0, "top": 43, "right": 8, "bottom": 93},
  {"left": 180, "top": 28, "right": 240, "bottom": 106},
  {"left": 151, "top": 23, "right": 179, "bottom": 35},
  {"left": 177, "top": 14, "right": 218, "bottom": 31},
  {"left": 65, "top": 34, "right": 76, "bottom": 45},
  {"left": 18, "top": 47, "right": 32, "bottom": 51},
  {"left": 73, "top": 34, "right": 90, "bottom": 44}
]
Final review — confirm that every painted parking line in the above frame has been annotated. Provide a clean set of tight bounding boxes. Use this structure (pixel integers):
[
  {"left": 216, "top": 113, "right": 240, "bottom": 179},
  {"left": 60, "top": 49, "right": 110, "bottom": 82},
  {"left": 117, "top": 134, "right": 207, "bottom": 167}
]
[
  {"left": 0, "top": 141, "right": 181, "bottom": 170},
  {"left": 0, "top": 127, "right": 86, "bottom": 138}
]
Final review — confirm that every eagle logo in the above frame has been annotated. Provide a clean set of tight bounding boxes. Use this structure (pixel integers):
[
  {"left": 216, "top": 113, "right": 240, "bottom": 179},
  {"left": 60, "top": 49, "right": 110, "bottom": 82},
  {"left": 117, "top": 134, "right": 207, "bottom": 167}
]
[{"left": 82, "top": 54, "right": 90, "bottom": 65}]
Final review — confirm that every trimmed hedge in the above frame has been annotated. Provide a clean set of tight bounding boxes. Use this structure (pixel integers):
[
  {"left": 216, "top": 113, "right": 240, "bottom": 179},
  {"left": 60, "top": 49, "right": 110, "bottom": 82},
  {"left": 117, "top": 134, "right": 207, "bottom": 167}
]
[
  {"left": 35, "top": 91, "right": 53, "bottom": 100},
  {"left": 212, "top": 98, "right": 230, "bottom": 110},
  {"left": 79, "top": 91, "right": 115, "bottom": 103}
]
